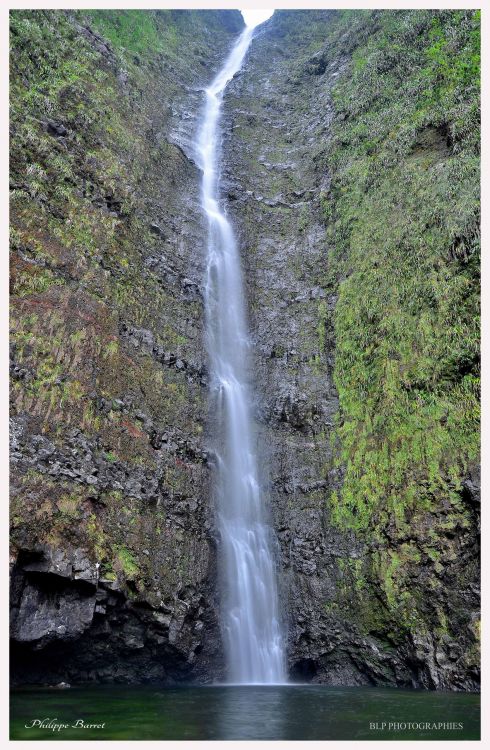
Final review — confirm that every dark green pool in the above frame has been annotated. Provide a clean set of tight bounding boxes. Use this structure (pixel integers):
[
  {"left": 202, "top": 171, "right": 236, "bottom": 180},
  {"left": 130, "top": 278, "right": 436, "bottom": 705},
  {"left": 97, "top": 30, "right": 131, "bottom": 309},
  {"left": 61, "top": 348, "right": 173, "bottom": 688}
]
[{"left": 10, "top": 684, "right": 480, "bottom": 741}]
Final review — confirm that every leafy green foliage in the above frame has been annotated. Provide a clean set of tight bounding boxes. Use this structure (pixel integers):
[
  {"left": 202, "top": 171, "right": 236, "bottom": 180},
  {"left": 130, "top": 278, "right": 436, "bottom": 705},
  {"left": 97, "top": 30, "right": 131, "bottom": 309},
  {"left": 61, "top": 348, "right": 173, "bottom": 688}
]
[
  {"left": 86, "top": 10, "right": 173, "bottom": 57},
  {"left": 116, "top": 545, "right": 139, "bottom": 578},
  {"left": 323, "top": 9, "right": 480, "bottom": 535}
]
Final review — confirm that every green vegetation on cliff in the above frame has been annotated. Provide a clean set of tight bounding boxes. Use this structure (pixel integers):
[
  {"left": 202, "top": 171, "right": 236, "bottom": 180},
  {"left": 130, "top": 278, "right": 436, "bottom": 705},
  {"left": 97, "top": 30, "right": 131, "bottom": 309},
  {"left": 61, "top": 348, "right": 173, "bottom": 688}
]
[
  {"left": 321, "top": 9, "right": 479, "bottom": 658},
  {"left": 9, "top": 9, "right": 241, "bottom": 598},
  {"left": 85, "top": 9, "right": 242, "bottom": 58},
  {"left": 323, "top": 10, "right": 480, "bottom": 530}
]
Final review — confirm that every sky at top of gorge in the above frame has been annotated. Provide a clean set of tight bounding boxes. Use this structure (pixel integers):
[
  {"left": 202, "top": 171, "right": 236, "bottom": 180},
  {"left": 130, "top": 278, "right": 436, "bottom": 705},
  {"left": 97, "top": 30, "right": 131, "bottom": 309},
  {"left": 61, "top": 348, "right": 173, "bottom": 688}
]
[{"left": 240, "top": 8, "right": 274, "bottom": 28}]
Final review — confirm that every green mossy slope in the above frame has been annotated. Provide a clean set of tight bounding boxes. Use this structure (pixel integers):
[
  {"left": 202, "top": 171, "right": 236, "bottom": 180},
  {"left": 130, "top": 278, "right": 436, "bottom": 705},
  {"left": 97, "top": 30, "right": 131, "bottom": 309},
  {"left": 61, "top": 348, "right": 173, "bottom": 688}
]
[{"left": 322, "top": 10, "right": 479, "bottom": 674}]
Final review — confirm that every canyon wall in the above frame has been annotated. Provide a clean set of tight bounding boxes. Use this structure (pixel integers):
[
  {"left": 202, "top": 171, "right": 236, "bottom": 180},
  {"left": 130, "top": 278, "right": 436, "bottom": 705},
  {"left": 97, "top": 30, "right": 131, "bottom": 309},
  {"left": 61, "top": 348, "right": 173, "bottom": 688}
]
[
  {"left": 10, "top": 8, "right": 243, "bottom": 684},
  {"left": 223, "top": 9, "right": 480, "bottom": 690},
  {"left": 10, "top": 9, "right": 480, "bottom": 689}
]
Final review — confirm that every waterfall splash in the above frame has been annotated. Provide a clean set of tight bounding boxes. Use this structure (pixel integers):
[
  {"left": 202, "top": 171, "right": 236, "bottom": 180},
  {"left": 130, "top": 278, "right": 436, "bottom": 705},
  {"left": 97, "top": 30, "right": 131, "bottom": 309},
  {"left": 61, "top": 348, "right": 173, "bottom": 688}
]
[{"left": 196, "top": 23, "right": 286, "bottom": 684}]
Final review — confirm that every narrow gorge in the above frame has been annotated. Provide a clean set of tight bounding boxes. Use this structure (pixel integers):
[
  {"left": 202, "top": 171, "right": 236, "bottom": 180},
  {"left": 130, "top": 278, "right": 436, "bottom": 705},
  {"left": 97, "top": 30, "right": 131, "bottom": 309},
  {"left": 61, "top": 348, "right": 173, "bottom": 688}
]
[{"left": 10, "top": 8, "right": 480, "bottom": 697}]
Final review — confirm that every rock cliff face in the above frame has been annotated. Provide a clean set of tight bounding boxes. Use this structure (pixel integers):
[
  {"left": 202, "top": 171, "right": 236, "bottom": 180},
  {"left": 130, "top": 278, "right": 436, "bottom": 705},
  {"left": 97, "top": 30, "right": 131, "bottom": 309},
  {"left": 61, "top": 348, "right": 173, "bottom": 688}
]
[
  {"left": 222, "top": 9, "right": 479, "bottom": 690},
  {"left": 222, "top": 11, "right": 354, "bottom": 684},
  {"left": 10, "top": 9, "right": 480, "bottom": 690},
  {"left": 10, "top": 9, "right": 243, "bottom": 684}
]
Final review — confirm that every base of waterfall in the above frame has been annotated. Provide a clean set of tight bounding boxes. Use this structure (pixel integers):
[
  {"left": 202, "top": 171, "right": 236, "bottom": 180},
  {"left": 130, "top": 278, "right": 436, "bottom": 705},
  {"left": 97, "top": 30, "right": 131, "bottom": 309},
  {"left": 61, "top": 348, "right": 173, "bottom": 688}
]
[{"left": 10, "top": 684, "right": 480, "bottom": 741}]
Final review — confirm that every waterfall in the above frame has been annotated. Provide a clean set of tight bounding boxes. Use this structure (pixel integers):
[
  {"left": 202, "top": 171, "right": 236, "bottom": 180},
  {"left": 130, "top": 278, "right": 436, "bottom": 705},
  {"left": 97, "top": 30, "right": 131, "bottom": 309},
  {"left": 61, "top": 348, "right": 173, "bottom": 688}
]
[{"left": 196, "top": 23, "right": 286, "bottom": 684}]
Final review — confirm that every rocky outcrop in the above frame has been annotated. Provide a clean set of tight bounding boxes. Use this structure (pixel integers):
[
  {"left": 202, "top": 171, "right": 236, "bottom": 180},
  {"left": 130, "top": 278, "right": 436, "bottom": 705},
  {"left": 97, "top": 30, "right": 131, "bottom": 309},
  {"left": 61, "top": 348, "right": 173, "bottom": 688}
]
[{"left": 10, "top": 543, "right": 219, "bottom": 684}]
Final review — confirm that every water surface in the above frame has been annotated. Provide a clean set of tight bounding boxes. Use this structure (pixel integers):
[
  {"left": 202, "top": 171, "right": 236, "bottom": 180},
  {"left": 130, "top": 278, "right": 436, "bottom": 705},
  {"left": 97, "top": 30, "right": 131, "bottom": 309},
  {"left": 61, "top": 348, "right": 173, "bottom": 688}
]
[{"left": 10, "top": 684, "right": 480, "bottom": 741}]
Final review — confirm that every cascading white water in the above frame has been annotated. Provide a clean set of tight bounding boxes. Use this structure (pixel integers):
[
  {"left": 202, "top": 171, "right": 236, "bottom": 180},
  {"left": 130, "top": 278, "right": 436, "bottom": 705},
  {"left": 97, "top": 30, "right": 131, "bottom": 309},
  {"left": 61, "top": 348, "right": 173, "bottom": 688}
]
[{"left": 196, "top": 23, "right": 286, "bottom": 684}]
